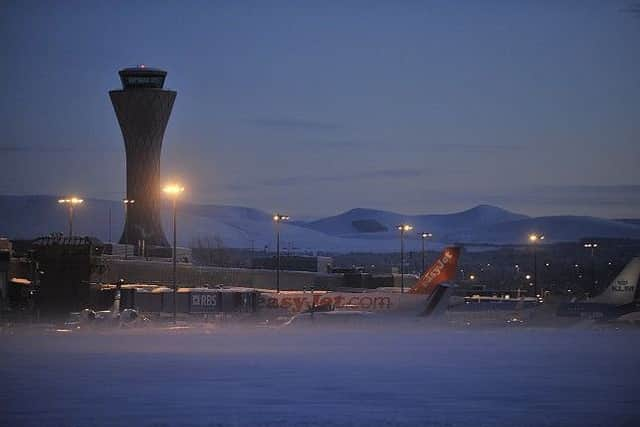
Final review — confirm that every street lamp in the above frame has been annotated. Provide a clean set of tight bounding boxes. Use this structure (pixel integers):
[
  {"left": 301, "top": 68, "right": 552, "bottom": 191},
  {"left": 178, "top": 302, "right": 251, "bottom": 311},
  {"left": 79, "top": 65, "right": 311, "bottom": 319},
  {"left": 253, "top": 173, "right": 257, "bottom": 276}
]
[
  {"left": 528, "top": 233, "right": 545, "bottom": 297},
  {"left": 163, "top": 184, "right": 184, "bottom": 323},
  {"left": 419, "top": 232, "right": 433, "bottom": 273},
  {"left": 397, "top": 224, "right": 413, "bottom": 293},
  {"left": 273, "top": 213, "right": 290, "bottom": 293},
  {"left": 584, "top": 242, "right": 599, "bottom": 295},
  {"left": 58, "top": 197, "right": 84, "bottom": 237},
  {"left": 122, "top": 199, "right": 135, "bottom": 259}
]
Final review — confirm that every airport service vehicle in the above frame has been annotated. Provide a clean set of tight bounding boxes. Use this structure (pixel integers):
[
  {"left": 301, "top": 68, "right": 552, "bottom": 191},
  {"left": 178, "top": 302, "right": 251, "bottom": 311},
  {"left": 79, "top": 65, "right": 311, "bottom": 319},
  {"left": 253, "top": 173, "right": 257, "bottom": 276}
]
[
  {"left": 556, "top": 257, "right": 640, "bottom": 321},
  {"left": 65, "top": 281, "right": 144, "bottom": 328},
  {"left": 65, "top": 308, "right": 141, "bottom": 328},
  {"left": 257, "top": 247, "right": 461, "bottom": 317}
]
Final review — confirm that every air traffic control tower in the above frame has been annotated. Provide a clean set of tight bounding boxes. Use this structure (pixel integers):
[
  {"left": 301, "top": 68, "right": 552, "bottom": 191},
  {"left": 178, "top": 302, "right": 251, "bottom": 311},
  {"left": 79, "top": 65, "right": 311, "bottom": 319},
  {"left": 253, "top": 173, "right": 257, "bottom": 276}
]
[{"left": 110, "top": 66, "right": 176, "bottom": 247}]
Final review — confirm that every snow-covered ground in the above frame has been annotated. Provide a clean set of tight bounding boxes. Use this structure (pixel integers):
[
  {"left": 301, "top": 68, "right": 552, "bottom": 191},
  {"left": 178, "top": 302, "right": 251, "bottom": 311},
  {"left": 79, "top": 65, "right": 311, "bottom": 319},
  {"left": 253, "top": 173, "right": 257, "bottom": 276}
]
[{"left": 1, "top": 326, "right": 639, "bottom": 426}]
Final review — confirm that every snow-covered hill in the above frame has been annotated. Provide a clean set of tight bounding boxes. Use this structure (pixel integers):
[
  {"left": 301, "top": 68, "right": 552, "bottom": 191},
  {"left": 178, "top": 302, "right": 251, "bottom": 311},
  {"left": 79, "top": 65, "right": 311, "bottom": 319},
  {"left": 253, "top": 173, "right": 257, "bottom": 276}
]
[
  {"left": 1, "top": 195, "right": 639, "bottom": 252},
  {"left": 304, "top": 204, "right": 529, "bottom": 238}
]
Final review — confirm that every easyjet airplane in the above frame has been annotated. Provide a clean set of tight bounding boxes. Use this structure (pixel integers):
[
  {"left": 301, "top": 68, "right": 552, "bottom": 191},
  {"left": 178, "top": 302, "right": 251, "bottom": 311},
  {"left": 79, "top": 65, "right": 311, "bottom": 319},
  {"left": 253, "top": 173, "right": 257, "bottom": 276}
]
[{"left": 257, "top": 246, "right": 461, "bottom": 316}]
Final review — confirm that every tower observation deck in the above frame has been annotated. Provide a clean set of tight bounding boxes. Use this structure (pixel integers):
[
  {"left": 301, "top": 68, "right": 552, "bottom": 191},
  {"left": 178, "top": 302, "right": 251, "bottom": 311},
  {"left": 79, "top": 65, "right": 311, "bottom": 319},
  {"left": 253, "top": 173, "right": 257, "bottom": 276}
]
[{"left": 110, "top": 66, "right": 176, "bottom": 247}]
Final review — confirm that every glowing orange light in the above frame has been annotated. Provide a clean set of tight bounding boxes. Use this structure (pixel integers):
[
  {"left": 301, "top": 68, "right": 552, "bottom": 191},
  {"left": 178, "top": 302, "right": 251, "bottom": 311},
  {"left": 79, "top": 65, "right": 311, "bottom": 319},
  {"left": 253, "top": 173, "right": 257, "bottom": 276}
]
[{"left": 162, "top": 184, "right": 184, "bottom": 196}]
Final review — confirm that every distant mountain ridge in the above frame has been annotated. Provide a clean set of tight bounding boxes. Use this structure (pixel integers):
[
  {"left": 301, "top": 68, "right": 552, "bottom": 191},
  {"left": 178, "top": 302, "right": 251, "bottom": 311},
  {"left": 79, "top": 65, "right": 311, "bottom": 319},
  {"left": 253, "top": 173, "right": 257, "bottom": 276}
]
[
  {"left": 0, "top": 195, "right": 639, "bottom": 252},
  {"left": 304, "top": 204, "right": 529, "bottom": 238}
]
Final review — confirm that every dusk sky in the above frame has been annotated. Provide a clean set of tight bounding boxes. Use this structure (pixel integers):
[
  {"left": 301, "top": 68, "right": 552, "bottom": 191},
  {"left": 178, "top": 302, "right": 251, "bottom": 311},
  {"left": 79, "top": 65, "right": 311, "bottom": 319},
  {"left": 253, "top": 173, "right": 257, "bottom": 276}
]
[{"left": 1, "top": 1, "right": 638, "bottom": 219}]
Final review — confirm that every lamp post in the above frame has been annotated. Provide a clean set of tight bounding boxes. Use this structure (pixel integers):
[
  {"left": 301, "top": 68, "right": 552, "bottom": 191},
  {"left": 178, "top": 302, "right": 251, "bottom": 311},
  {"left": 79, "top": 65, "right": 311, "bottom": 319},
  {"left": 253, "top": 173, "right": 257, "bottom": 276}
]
[
  {"left": 58, "top": 197, "right": 84, "bottom": 237},
  {"left": 122, "top": 199, "right": 135, "bottom": 259},
  {"left": 273, "top": 213, "right": 290, "bottom": 293},
  {"left": 108, "top": 206, "right": 112, "bottom": 242},
  {"left": 420, "top": 232, "right": 432, "bottom": 273},
  {"left": 163, "top": 184, "right": 184, "bottom": 323},
  {"left": 583, "top": 242, "right": 598, "bottom": 296},
  {"left": 528, "top": 233, "right": 545, "bottom": 297},
  {"left": 397, "top": 224, "right": 413, "bottom": 293}
]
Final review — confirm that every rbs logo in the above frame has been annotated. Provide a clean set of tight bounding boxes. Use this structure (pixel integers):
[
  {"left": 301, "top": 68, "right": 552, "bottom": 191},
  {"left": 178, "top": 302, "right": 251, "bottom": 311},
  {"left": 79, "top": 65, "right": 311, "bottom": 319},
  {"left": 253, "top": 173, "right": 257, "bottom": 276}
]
[{"left": 191, "top": 294, "right": 217, "bottom": 307}]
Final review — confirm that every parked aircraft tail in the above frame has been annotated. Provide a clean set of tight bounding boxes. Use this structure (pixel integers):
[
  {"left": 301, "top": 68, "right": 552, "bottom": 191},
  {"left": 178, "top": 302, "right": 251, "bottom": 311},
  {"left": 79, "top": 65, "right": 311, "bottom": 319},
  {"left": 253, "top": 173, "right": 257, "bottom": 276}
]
[
  {"left": 409, "top": 246, "right": 461, "bottom": 295},
  {"left": 590, "top": 257, "right": 640, "bottom": 306}
]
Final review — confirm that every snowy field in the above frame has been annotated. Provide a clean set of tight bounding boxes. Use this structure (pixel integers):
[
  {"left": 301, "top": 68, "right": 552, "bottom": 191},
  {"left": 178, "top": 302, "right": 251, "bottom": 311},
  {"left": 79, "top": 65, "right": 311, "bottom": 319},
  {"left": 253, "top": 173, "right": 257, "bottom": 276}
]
[{"left": 1, "top": 326, "right": 639, "bottom": 427}]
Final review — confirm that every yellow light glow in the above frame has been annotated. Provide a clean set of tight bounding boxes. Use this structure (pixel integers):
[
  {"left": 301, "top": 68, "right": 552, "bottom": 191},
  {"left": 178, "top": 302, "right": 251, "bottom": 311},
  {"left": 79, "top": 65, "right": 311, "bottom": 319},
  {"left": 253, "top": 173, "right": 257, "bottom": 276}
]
[
  {"left": 58, "top": 197, "right": 84, "bottom": 205},
  {"left": 273, "top": 214, "right": 290, "bottom": 222},
  {"left": 529, "top": 233, "right": 544, "bottom": 242},
  {"left": 162, "top": 184, "right": 184, "bottom": 196},
  {"left": 397, "top": 224, "right": 413, "bottom": 232}
]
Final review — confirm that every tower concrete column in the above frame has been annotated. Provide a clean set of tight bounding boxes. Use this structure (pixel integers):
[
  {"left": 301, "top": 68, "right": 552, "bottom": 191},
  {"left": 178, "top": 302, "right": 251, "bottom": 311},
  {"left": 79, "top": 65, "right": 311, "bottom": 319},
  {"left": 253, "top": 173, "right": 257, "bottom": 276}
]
[{"left": 109, "top": 66, "right": 176, "bottom": 247}]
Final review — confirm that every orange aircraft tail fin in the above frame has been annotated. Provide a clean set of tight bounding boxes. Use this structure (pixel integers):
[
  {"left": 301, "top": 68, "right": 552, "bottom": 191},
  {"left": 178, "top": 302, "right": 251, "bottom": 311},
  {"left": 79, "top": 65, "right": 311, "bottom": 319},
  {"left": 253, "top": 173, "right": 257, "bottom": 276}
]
[{"left": 409, "top": 246, "right": 460, "bottom": 295}]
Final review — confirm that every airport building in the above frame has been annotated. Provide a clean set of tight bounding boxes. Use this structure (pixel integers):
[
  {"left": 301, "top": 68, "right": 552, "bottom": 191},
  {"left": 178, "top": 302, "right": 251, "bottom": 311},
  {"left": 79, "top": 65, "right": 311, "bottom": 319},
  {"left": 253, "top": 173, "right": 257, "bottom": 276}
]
[
  {"left": 251, "top": 255, "right": 333, "bottom": 274},
  {"left": 30, "top": 235, "right": 105, "bottom": 316},
  {"left": 2, "top": 235, "right": 341, "bottom": 316}
]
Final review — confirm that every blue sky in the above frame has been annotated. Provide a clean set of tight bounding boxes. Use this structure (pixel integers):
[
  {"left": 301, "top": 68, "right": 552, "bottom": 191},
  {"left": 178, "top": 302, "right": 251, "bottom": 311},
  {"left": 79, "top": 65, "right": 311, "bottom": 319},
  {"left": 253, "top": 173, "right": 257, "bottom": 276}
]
[{"left": 1, "top": 1, "right": 638, "bottom": 218}]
